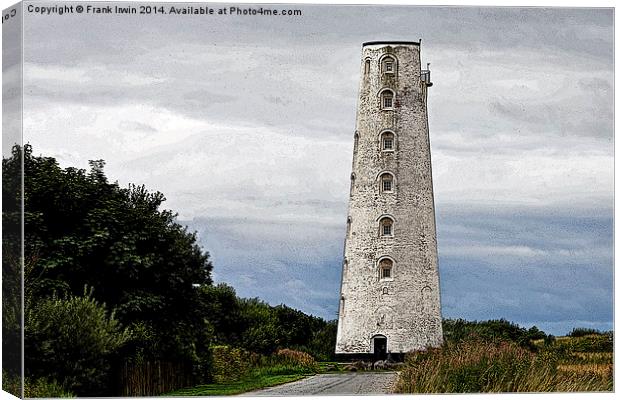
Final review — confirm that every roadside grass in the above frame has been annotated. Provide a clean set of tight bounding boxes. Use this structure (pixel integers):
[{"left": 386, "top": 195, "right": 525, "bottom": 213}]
[
  {"left": 164, "top": 348, "right": 319, "bottom": 396},
  {"left": 396, "top": 335, "right": 613, "bottom": 393},
  {"left": 163, "top": 372, "right": 308, "bottom": 396},
  {"left": 318, "top": 362, "right": 349, "bottom": 374}
]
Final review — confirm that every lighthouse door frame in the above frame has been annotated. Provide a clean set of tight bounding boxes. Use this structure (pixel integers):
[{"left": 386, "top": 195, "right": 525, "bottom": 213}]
[{"left": 371, "top": 334, "right": 387, "bottom": 360}]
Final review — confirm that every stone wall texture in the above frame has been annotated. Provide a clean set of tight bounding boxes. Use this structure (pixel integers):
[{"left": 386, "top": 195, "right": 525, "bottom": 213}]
[{"left": 335, "top": 42, "right": 443, "bottom": 355}]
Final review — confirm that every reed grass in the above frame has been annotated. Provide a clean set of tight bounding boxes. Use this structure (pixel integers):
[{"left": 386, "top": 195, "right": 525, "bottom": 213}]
[{"left": 396, "top": 338, "right": 612, "bottom": 393}]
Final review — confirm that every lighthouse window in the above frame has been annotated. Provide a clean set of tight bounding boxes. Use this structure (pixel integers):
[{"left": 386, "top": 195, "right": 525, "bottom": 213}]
[
  {"left": 383, "top": 180, "right": 392, "bottom": 192},
  {"left": 383, "top": 223, "right": 392, "bottom": 236},
  {"left": 381, "top": 132, "right": 395, "bottom": 151},
  {"left": 379, "top": 259, "right": 393, "bottom": 279},
  {"left": 383, "top": 93, "right": 393, "bottom": 109},
  {"left": 380, "top": 89, "right": 395, "bottom": 110},
  {"left": 380, "top": 217, "right": 393, "bottom": 237},
  {"left": 380, "top": 173, "right": 394, "bottom": 193},
  {"left": 382, "top": 56, "right": 396, "bottom": 74},
  {"left": 364, "top": 59, "right": 371, "bottom": 74}
]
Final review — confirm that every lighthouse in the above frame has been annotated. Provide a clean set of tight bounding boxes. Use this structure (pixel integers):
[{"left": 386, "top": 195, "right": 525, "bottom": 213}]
[{"left": 335, "top": 41, "right": 443, "bottom": 360}]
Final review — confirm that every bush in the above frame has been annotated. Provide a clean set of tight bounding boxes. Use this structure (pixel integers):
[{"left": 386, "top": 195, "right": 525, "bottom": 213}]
[
  {"left": 552, "top": 334, "right": 613, "bottom": 354},
  {"left": 2, "top": 370, "right": 21, "bottom": 398},
  {"left": 569, "top": 328, "right": 602, "bottom": 337},
  {"left": 271, "top": 349, "right": 319, "bottom": 374},
  {"left": 210, "top": 346, "right": 318, "bottom": 383},
  {"left": 2, "top": 370, "right": 74, "bottom": 398},
  {"left": 442, "top": 319, "right": 552, "bottom": 351},
  {"left": 275, "top": 349, "right": 316, "bottom": 368},
  {"left": 25, "top": 289, "right": 128, "bottom": 395},
  {"left": 210, "top": 345, "right": 252, "bottom": 383},
  {"left": 25, "top": 378, "right": 75, "bottom": 398}
]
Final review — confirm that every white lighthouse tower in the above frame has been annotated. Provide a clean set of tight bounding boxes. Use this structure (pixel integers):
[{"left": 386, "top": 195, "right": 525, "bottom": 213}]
[{"left": 335, "top": 41, "right": 443, "bottom": 360}]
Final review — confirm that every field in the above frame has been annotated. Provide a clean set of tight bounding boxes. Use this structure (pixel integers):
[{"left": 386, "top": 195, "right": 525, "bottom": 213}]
[{"left": 396, "top": 332, "right": 613, "bottom": 393}]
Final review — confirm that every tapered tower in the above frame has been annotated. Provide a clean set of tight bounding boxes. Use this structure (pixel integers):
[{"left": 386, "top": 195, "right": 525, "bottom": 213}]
[{"left": 335, "top": 41, "right": 442, "bottom": 360}]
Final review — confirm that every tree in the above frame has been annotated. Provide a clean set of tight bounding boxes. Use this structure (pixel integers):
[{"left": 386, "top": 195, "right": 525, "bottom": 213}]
[
  {"left": 306, "top": 320, "right": 338, "bottom": 361},
  {"left": 233, "top": 297, "right": 336, "bottom": 359},
  {"left": 237, "top": 298, "right": 282, "bottom": 354},
  {"left": 442, "top": 318, "right": 552, "bottom": 351},
  {"left": 198, "top": 283, "right": 244, "bottom": 345},
  {"left": 2, "top": 145, "right": 23, "bottom": 390},
  {"left": 2, "top": 145, "right": 215, "bottom": 393},
  {"left": 4, "top": 145, "right": 340, "bottom": 394}
]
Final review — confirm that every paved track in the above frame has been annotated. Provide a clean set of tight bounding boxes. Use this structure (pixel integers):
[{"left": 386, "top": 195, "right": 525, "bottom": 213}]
[{"left": 241, "top": 372, "right": 398, "bottom": 396}]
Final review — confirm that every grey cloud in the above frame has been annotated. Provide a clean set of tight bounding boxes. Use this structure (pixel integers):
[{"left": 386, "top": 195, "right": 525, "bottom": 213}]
[
  {"left": 23, "top": 6, "right": 613, "bottom": 139},
  {"left": 17, "top": 4, "right": 613, "bottom": 332},
  {"left": 118, "top": 120, "right": 158, "bottom": 133},
  {"left": 488, "top": 95, "right": 613, "bottom": 138},
  {"left": 184, "top": 89, "right": 237, "bottom": 105}
]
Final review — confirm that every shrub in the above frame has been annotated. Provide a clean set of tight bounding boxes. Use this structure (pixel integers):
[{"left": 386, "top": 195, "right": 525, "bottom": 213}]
[
  {"left": 552, "top": 335, "right": 613, "bottom": 354},
  {"left": 209, "top": 346, "right": 318, "bottom": 383},
  {"left": 2, "top": 370, "right": 74, "bottom": 398},
  {"left": 569, "top": 328, "right": 602, "bottom": 337},
  {"left": 25, "top": 289, "right": 128, "bottom": 396},
  {"left": 25, "top": 377, "right": 75, "bottom": 398},
  {"left": 276, "top": 349, "right": 316, "bottom": 369},
  {"left": 2, "top": 370, "right": 22, "bottom": 398},
  {"left": 264, "top": 349, "right": 319, "bottom": 374},
  {"left": 210, "top": 345, "right": 252, "bottom": 383},
  {"left": 442, "top": 319, "right": 552, "bottom": 351}
]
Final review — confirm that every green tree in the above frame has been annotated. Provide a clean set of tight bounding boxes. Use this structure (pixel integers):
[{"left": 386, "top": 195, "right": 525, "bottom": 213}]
[
  {"left": 568, "top": 327, "right": 602, "bottom": 337},
  {"left": 10, "top": 145, "right": 213, "bottom": 361},
  {"left": 306, "top": 320, "right": 338, "bottom": 361},
  {"left": 442, "top": 319, "right": 552, "bottom": 351},
  {"left": 2, "top": 145, "right": 23, "bottom": 395},
  {"left": 238, "top": 298, "right": 282, "bottom": 354},
  {"left": 4, "top": 145, "right": 340, "bottom": 394},
  {"left": 1, "top": 145, "right": 216, "bottom": 394},
  {"left": 198, "top": 283, "right": 244, "bottom": 345},
  {"left": 234, "top": 298, "right": 336, "bottom": 359}
]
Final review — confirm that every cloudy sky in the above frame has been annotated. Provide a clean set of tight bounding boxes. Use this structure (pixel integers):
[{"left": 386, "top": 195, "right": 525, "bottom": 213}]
[{"left": 8, "top": 2, "right": 614, "bottom": 334}]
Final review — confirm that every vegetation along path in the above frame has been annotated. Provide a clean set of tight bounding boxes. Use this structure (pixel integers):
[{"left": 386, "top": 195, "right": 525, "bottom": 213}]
[{"left": 241, "top": 372, "right": 398, "bottom": 396}]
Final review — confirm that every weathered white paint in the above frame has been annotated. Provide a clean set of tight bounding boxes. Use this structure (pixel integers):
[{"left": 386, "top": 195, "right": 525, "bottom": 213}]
[{"left": 335, "top": 42, "right": 443, "bottom": 355}]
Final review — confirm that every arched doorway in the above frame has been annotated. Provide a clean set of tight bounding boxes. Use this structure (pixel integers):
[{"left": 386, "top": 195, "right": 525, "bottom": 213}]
[{"left": 371, "top": 335, "right": 387, "bottom": 360}]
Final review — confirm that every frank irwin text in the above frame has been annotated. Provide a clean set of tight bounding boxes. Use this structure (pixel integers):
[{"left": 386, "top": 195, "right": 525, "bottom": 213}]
[{"left": 27, "top": 4, "right": 302, "bottom": 16}]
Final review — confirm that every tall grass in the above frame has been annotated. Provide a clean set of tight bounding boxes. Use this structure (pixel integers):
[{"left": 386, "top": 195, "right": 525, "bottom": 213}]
[
  {"left": 211, "top": 345, "right": 318, "bottom": 384},
  {"left": 165, "top": 346, "right": 317, "bottom": 396},
  {"left": 396, "top": 338, "right": 612, "bottom": 393}
]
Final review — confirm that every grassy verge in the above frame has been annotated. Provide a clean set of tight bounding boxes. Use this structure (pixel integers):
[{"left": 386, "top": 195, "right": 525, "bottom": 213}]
[
  {"left": 317, "top": 362, "right": 350, "bottom": 374},
  {"left": 164, "top": 347, "right": 321, "bottom": 396},
  {"left": 396, "top": 336, "right": 613, "bottom": 393},
  {"left": 163, "top": 373, "right": 308, "bottom": 396}
]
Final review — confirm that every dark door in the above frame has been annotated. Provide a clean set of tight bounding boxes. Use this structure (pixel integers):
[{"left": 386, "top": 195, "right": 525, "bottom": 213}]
[{"left": 373, "top": 337, "right": 387, "bottom": 360}]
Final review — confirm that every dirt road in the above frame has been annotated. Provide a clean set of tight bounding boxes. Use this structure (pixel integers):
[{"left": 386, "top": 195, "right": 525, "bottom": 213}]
[{"left": 241, "top": 372, "right": 398, "bottom": 396}]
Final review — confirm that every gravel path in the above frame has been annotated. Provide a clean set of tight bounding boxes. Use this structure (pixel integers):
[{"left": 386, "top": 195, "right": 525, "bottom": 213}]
[{"left": 241, "top": 372, "right": 398, "bottom": 396}]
